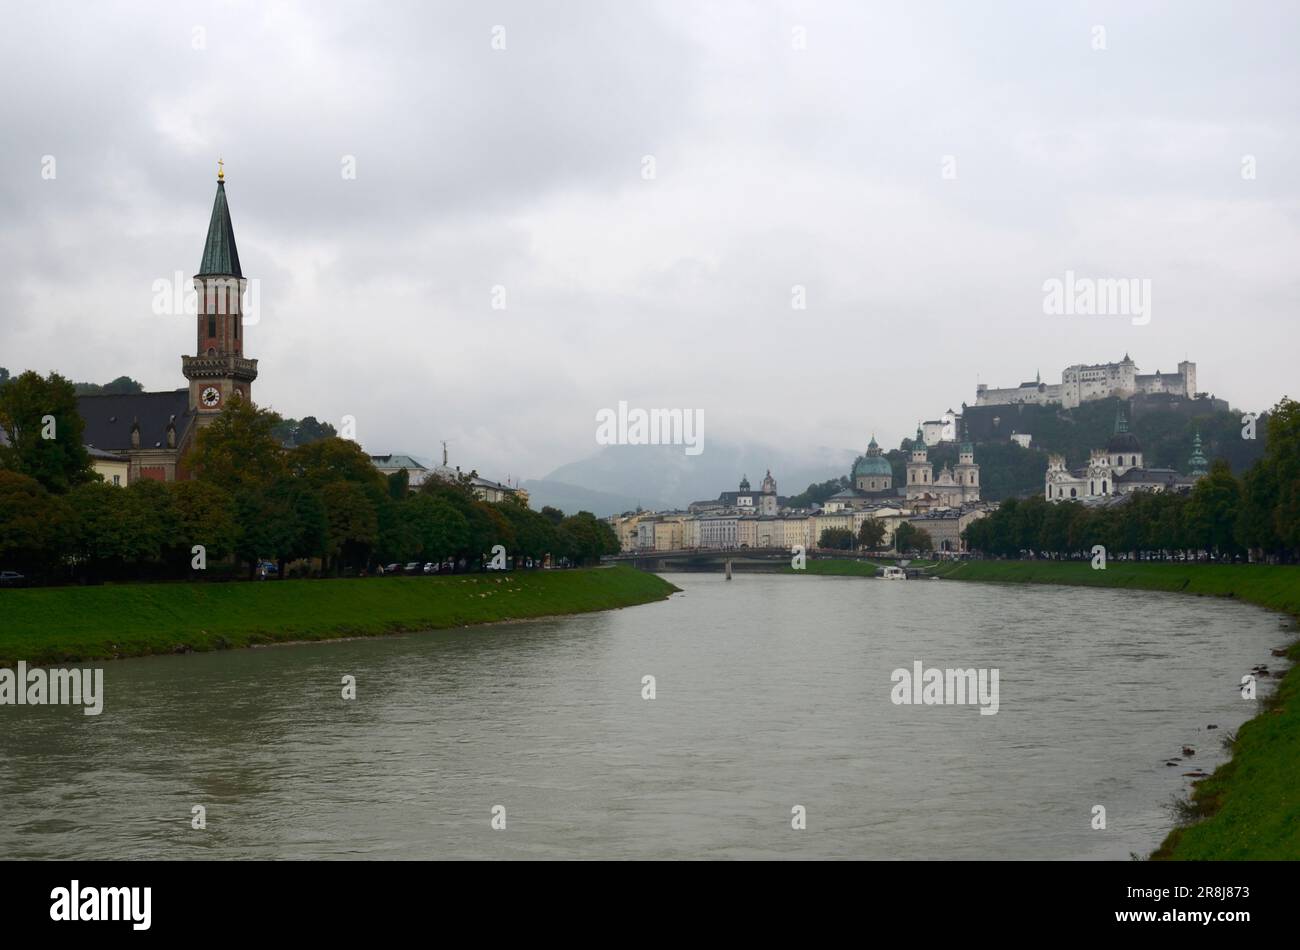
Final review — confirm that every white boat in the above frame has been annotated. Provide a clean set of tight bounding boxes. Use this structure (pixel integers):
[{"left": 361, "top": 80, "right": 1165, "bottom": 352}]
[{"left": 881, "top": 566, "right": 907, "bottom": 580}]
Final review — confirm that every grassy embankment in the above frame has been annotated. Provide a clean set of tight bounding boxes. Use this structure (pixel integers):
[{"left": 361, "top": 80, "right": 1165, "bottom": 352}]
[
  {"left": 927, "top": 559, "right": 1300, "bottom": 860},
  {"left": 0, "top": 566, "right": 679, "bottom": 667}
]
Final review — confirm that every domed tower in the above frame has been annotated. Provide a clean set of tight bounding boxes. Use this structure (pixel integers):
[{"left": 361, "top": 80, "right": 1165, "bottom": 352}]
[
  {"left": 853, "top": 435, "right": 893, "bottom": 492},
  {"left": 906, "top": 425, "right": 931, "bottom": 494},
  {"left": 759, "top": 469, "right": 778, "bottom": 515},
  {"left": 1107, "top": 404, "right": 1142, "bottom": 475},
  {"left": 954, "top": 441, "right": 979, "bottom": 502},
  {"left": 739, "top": 474, "right": 751, "bottom": 493}
]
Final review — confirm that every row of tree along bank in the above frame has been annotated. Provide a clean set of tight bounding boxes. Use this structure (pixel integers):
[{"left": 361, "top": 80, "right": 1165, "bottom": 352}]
[{"left": 0, "top": 374, "right": 620, "bottom": 584}]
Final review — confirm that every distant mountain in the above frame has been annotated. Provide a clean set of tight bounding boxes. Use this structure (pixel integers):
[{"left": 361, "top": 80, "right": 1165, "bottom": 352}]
[{"left": 526, "top": 441, "right": 857, "bottom": 517}]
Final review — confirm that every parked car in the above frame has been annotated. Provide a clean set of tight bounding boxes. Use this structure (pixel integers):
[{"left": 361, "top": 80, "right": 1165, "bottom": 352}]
[
  {"left": 0, "top": 570, "right": 26, "bottom": 587},
  {"left": 384, "top": 563, "right": 402, "bottom": 574},
  {"left": 404, "top": 562, "right": 422, "bottom": 574},
  {"left": 423, "top": 562, "right": 439, "bottom": 574}
]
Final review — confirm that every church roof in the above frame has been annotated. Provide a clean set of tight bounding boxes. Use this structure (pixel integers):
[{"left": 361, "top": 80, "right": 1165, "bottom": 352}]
[
  {"left": 77, "top": 389, "right": 194, "bottom": 451},
  {"left": 854, "top": 454, "right": 892, "bottom": 478},
  {"left": 198, "top": 179, "right": 243, "bottom": 278}
]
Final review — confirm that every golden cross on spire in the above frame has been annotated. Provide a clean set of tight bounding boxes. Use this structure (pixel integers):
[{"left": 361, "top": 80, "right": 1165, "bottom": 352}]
[{"left": 217, "top": 157, "right": 225, "bottom": 181}]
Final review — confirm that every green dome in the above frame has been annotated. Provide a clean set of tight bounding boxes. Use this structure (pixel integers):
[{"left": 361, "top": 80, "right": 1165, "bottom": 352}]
[{"left": 854, "top": 454, "right": 893, "bottom": 478}]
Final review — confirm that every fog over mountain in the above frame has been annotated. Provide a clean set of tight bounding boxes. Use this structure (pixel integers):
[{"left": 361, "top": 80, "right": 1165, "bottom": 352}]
[{"left": 526, "top": 441, "right": 857, "bottom": 516}]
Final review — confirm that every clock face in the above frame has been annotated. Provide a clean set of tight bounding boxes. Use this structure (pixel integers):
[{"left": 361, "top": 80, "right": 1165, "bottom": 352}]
[{"left": 201, "top": 386, "right": 222, "bottom": 409}]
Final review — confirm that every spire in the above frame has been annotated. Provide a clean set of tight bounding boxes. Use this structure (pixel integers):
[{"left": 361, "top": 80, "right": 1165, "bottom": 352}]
[
  {"left": 1189, "top": 429, "right": 1208, "bottom": 477},
  {"left": 1113, "top": 403, "right": 1129, "bottom": 434},
  {"left": 198, "top": 165, "right": 243, "bottom": 278}
]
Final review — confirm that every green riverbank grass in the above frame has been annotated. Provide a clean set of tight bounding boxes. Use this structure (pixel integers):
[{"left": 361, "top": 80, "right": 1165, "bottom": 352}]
[
  {"left": 0, "top": 566, "right": 679, "bottom": 667},
  {"left": 928, "top": 559, "right": 1300, "bottom": 860}
]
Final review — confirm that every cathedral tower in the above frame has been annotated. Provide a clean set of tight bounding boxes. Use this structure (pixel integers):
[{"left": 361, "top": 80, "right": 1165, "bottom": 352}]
[
  {"left": 182, "top": 161, "right": 258, "bottom": 423},
  {"left": 906, "top": 425, "right": 931, "bottom": 494}
]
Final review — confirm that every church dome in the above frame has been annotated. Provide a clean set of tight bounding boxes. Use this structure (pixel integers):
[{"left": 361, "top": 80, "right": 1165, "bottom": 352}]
[
  {"left": 854, "top": 434, "right": 892, "bottom": 480},
  {"left": 854, "top": 454, "right": 893, "bottom": 478},
  {"left": 1107, "top": 431, "right": 1141, "bottom": 453}
]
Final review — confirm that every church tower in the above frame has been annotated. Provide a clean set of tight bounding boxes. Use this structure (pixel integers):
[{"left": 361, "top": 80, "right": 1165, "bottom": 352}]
[
  {"left": 182, "top": 161, "right": 258, "bottom": 424},
  {"left": 954, "top": 441, "right": 979, "bottom": 502},
  {"left": 906, "top": 425, "right": 931, "bottom": 495}
]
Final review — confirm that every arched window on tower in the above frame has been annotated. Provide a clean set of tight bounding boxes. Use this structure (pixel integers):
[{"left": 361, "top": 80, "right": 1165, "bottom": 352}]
[{"left": 208, "top": 315, "right": 216, "bottom": 338}]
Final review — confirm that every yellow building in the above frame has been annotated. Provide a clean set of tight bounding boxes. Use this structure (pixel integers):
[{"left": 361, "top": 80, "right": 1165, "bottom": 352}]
[{"left": 88, "top": 447, "right": 130, "bottom": 487}]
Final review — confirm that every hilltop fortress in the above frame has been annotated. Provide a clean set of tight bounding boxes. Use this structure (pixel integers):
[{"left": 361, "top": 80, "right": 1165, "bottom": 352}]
[{"left": 975, "top": 355, "right": 1196, "bottom": 409}]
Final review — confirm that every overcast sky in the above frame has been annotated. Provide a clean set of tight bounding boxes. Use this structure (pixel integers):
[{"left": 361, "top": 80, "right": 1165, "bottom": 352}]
[{"left": 2, "top": 1, "right": 1297, "bottom": 485}]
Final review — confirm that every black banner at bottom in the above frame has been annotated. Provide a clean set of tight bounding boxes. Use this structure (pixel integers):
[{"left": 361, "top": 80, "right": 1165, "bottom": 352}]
[{"left": 0, "top": 859, "right": 1287, "bottom": 937}]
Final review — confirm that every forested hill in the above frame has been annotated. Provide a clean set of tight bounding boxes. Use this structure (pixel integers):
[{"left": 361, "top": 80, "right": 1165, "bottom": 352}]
[{"left": 831, "top": 396, "right": 1270, "bottom": 503}]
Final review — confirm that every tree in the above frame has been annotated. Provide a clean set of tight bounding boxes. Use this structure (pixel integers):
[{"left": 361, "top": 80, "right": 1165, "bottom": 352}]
[
  {"left": 289, "top": 437, "right": 386, "bottom": 498},
  {"left": 558, "top": 511, "right": 618, "bottom": 565},
  {"left": 66, "top": 480, "right": 170, "bottom": 579},
  {"left": 387, "top": 468, "right": 410, "bottom": 500},
  {"left": 322, "top": 480, "right": 378, "bottom": 574},
  {"left": 187, "top": 394, "right": 285, "bottom": 495},
  {"left": 818, "top": 527, "right": 855, "bottom": 550},
  {"left": 232, "top": 476, "right": 328, "bottom": 579},
  {"left": 169, "top": 479, "right": 239, "bottom": 568},
  {"left": 858, "top": 517, "right": 886, "bottom": 550},
  {"left": 0, "top": 470, "right": 68, "bottom": 574},
  {"left": 893, "top": 522, "right": 933, "bottom": 554},
  {"left": 72, "top": 376, "right": 145, "bottom": 396},
  {"left": 1185, "top": 459, "right": 1242, "bottom": 558},
  {"left": 0, "top": 370, "right": 94, "bottom": 493}
]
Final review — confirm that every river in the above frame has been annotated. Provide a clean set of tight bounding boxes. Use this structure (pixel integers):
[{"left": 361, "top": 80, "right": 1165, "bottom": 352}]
[{"left": 0, "top": 573, "right": 1285, "bottom": 859}]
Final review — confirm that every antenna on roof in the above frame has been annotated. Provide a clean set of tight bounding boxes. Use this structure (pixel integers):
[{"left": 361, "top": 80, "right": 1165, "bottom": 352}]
[{"left": 441, "top": 440, "right": 449, "bottom": 466}]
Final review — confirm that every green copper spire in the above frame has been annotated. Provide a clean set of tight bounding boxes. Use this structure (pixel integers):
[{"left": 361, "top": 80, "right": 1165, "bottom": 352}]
[
  {"left": 1114, "top": 403, "right": 1129, "bottom": 434},
  {"left": 198, "top": 169, "right": 242, "bottom": 278},
  {"left": 1189, "top": 429, "right": 1208, "bottom": 477}
]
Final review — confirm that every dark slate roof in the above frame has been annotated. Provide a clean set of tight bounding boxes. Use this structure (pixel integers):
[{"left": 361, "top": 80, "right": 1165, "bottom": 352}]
[
  {"left": 198, "top": 180, "right": 242, "bottom": 278},
  {"left": 1115, "top": 467, "right": 1187, "bottom": 484},
  {"left": 1107, "top": 431, "right": 1142, "bottom": 453},
  {"left": 77, "top": 390, "right": 193, "bottom": 451}
]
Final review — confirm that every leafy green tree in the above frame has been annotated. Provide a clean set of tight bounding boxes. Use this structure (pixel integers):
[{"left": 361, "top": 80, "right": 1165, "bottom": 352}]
[
  {"left": 819, "top": 527, "right": 855, "bottom": 550},
  {"left": 322, "top": 480, "right": 379, "bottom": 574},
  {"left": 0, "top": 370, "right": 94, "bottom": 493},
  {"left": 289, "top": 437, "right": 384, "bottom": 494},
  {"left": 187, "top": 393, "right": 285, "bottom": 496},
  {"left": 0, "top": 470, "right": 68, "bottom": 574},
  {"left": 1185, "top": 460, "right": 1242, "bottom": 558},
  {"left": 858, "top": 517, "right": 886, "bottom": 550},
  {"left": 66, "top": 480, "right": 169, "bottom": 579},
  {"left": 786, "top": 476, "right": 849, "bottom": 509},
  {"left": 558, "top": 511, "right": 618, "bottom": 565},
  {"left": 169, "top": 479, "right": 238, "bottom": 567},
  {"left": 1259, "top": 397, "right": 1300, "bottom": 557},
  {"left": 387, "top": 468, "right": 410, "bottom": 500},
  {"left": 893, "top": 522, "right": 933, "bottom": 554}
]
